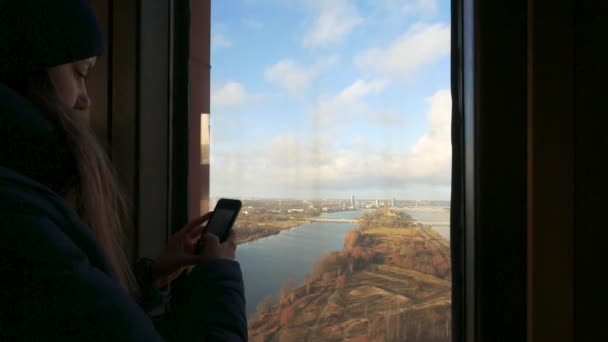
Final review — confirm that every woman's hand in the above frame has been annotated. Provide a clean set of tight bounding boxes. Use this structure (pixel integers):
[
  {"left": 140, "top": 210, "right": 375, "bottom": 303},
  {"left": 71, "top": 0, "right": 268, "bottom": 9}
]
[
  {"left": 150, "top": 212, "right": 212, "bottom": 289},
  {"left": 199, "top": 229, "right": 237, "bottom": 262}
]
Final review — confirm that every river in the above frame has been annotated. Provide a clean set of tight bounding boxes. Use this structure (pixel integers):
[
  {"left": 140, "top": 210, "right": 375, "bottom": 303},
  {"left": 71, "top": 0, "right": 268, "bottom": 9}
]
[
  {"left": 400, "top": 208, "right": 451, "bottom": 239},
  {"left": 236, "top": 209, "right": 450, "bottom": 317}
]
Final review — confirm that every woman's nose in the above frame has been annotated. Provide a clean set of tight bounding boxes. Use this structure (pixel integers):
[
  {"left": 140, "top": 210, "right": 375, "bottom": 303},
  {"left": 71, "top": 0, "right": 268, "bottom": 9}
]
[{"left": 74, "top": 94, "right": 91, "bottom": 111}]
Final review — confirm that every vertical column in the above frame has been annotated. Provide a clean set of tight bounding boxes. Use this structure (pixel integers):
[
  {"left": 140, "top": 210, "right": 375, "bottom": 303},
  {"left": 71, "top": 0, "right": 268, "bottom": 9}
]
[
  {"left": 572, "top": 1, "right": 608, "bottom": 341},
  {"left": 111, "top": 0, "right": 139, "bottom": 260},
  {"left": 200, "top": 113, "right": 210, "bottom": 214},
  {"left": 88, "top": 0, "right": 110, "bottom": 147},
  {"left": 138, "top": 0, "right": 171, "bottom": 258},
  {"left": 528, "top": 0, "right": 575, "bottom": 340},
  {"left": 189, "top": 0, "right": 211, "bottom": 218}
]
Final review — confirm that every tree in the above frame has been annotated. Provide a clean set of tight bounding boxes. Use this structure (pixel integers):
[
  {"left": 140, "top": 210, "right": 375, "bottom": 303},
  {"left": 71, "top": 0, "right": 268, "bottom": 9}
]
[
  {"left": 281, "top": 278, "right": 296, "bottom": 304},
  {"left": 313, "top": 251, "right": 348, "bottom": 276},
  {"left": 256, "top": 295, "right": 274, "bottom": 316},
  {"left": 322, "top": 271, "right": 334, "bottom": 283},
  {"left": 344, "top": 229, "right": 361, "bottom": 250},
  {"left": 280, "top": 305, "right": 296, "bottom": 326},
  {"left": 347, "top": 256, "right": 355, "bottom": 273},
  {"left": 305, "top": 273, "right": 312, "bottom": 295}
]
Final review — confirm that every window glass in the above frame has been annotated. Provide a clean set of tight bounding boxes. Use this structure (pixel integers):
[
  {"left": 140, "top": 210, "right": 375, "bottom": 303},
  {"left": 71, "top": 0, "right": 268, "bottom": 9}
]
[{"left": 208, "top": 1, "right": 452, "bottom": 340}]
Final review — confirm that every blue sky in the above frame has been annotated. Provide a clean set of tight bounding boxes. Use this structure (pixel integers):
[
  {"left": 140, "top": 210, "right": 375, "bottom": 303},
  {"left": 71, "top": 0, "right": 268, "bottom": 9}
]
[{"left": 209, "top": 0, "right": 451, "bottom": 200}]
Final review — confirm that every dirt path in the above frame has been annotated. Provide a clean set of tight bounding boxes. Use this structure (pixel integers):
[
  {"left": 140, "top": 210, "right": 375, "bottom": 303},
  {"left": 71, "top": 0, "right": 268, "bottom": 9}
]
[
  {"left": 360, "top": 270, "right": 420, "bottom": 288},
  {"left": 307, "top": 288, "right": 339, "bottom": 342}
]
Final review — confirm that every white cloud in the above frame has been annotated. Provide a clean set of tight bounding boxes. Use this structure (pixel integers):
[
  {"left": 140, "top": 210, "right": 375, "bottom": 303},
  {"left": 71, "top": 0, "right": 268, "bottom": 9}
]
[
  {"left": 335, "top": 79, "right": 387, "bottom": 102},
  {"left": 264, "top": 60, "right": 312, "bottom": 94},
  {"left": 355, "top": 22, "right": 450, "bottom": 79},
  {"left": 264, "top": 56, "right": 338, "bottom": 94},
  {"left": 370, "top": 111, "right": 404, "bottom": 127},
  {"left": 313, "top": 79, "right": 387, "bottom": 124},
  {"left": 211, "top": 89, "right": 452, "bottom": 199},
  {"left": 404, "top": 0, "right": 438, "bottom": 15},
  {"left": 212, "top": 32, "right": 232, "bottom": 49},
  {"left": 395, "top": 89, "right": 452, "bottom": 183},
  {"left": 377, "top": 0, "right": 439, "bottom": 16},
  {"left": 302, "top": 0, "right": 363, "bottom": 48},
  {"left": 211, "top": 82, "right": 259, "bottom": 110}
]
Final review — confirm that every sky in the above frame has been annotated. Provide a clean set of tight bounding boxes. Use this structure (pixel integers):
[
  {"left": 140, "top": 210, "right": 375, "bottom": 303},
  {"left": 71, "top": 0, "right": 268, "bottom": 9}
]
[{"left": 209, "top": 0, "right": 451, "bottom": 200}]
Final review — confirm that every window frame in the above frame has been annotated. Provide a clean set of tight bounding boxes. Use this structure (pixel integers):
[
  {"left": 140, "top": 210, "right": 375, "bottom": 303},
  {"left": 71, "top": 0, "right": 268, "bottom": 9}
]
[
  {"left": 90, "top": 0, "right": 533, "bottom": 338},
  {"left": 88, "top": 0, "right": 193, "bottom": 260},
  {"left": 90, "top": 0, "right": 603, "bottom": 339},
  {"left": 92, "top": 0, "right": 532, "bottom": 339},
  {"left": 454, "top": 0, "right": 529, "bottom": 341}
]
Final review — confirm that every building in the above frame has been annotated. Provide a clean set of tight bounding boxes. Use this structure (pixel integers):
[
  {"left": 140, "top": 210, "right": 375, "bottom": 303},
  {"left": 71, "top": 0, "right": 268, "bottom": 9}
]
[
  {"left": 351, "top": 195, "right": 356, "bottom": 208},
  {"left": 391, "top": 198, "right": 397, "bottom": 207}
]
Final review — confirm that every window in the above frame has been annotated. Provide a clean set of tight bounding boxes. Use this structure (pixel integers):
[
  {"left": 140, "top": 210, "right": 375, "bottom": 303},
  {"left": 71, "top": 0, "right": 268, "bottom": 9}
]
[{"left": 205, "top": 1, "right": 452, "bottom": 340}]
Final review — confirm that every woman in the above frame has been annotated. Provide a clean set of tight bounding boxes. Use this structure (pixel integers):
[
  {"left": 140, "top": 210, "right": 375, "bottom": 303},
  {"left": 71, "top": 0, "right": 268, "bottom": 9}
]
[{"left": 0, "top": 0, "right": 246, "bottom": 341}]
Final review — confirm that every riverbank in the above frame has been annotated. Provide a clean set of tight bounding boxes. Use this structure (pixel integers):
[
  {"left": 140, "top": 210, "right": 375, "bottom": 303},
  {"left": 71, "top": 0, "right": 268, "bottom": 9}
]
[
  {"left": 234, "top": 213, "right": 310, "bottom": 244},
  {"left": 235, "top": 210, "right": 361, "bottom": 244},
  {"left": 399, "top": 206, "right": 450, "bottom": 212},
  {"left": 236, "top": 220, "right": 308, "bottom": 244},
  {"left": 247, "top": 210, "right": 451, "bottom": 341}
]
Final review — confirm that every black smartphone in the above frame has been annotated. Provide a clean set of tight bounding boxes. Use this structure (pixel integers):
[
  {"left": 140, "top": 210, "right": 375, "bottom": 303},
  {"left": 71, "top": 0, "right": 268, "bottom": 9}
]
[{"left": 201, "top": 198, "right": 242, "bottom": 244}]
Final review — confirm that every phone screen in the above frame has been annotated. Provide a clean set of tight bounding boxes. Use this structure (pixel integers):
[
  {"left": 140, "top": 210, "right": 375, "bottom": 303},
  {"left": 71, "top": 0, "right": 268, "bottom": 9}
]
[{"left": 206, "top": 208, "right": 238, "bottom": 241}]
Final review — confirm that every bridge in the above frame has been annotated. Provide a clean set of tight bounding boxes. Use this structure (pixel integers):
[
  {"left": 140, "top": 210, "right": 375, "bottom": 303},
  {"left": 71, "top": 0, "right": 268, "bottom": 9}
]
[
  {"left": 419, "top": 221, "right": 450, "bottom": 226},
  {"left": 308, "top": 218, "right": 450, "bottom": 226},
  {"left": 308, "top": 218, "right": 357, "bottom": 223}
]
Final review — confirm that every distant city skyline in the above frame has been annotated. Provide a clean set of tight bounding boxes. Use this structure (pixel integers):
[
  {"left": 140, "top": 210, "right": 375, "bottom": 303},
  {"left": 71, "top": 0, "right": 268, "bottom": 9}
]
[
  {"left": 210, "top": 0, "right": 451, "bottom": 200},
  {"left": 210, "top": 195, "right": 450, "bottom": 203}
]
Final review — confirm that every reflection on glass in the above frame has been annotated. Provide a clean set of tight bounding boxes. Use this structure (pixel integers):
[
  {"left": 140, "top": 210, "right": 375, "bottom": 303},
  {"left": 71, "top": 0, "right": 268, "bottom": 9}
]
[{"left": 200, "top": 113, "right": 210, "bottom": 214}]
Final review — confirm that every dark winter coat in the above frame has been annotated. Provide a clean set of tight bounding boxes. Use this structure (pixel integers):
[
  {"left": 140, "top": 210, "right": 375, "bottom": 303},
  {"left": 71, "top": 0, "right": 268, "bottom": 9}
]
[{"left": 0, "top": 83, "right": 247, "bottom": 341}]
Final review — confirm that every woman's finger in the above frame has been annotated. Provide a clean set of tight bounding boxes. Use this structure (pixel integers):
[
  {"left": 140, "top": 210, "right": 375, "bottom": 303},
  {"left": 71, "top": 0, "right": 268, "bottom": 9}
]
[
  {"left": 224, "top": 229, "right": 237, "bottom": 247},
  {"left": 202, "top": 232, "right": 220, "bottom": 246},
  {"left": 218, "top": 231, "right": 237, "bottom": 260},
  {"left": 178, "top": 211, "right": 213, "bottom": 237},
  {"left": 187, "top": 234, "right": 204, "bottom": 246},
  {"left": 223, "top": 231, "right": 237, "bottom": 260},
  {"left": 186, "top": 224, "right": 204, "bottom": 240}
]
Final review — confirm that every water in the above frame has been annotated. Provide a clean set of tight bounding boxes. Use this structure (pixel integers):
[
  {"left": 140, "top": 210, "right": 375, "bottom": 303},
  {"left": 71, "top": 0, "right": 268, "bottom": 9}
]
[
  {"left": 236, "top": 211, "right": 361, "bottom": 317},
  {"left": 236, "top": 208, "right": 450, "bottom": 317},
  {"left": 400, "top": 208, "right": 451, "bottom": 239}
]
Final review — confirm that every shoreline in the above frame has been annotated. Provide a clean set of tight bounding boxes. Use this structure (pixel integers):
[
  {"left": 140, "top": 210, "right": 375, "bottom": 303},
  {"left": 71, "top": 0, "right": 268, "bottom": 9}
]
[
  {"left": 400, "top": 206, "right": 450, "bottom": 212},
  {"left": 236, "top": 220, "right": 310, "bottom": 245},
  {"left": 236, "top": 210, "right": 366, "bottom": 245}
]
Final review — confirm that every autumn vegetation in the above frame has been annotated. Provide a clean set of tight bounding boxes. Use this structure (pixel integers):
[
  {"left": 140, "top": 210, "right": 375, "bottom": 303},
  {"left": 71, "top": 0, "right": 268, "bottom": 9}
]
[{"left": 248, "top": 209, "right": 451, "bottom": 342}]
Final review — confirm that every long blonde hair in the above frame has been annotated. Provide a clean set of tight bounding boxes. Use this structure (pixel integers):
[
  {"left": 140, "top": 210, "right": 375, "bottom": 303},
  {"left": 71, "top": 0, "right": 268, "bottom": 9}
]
[{"left": 8, "top": 72, "right": 140, "bottom": 296}]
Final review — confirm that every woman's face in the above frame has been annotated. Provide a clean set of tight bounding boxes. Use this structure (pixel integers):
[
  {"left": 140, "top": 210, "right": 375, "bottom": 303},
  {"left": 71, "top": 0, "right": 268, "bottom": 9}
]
[{"left": 47, "top": 57, "right": 97, "bottom": 111}]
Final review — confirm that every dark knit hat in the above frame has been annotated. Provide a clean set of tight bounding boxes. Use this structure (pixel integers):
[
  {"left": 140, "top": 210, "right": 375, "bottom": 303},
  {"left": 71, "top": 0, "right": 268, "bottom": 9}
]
[{"left": 0, "top": 0, "right": 104, "bottom": 79}]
